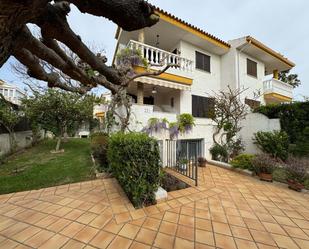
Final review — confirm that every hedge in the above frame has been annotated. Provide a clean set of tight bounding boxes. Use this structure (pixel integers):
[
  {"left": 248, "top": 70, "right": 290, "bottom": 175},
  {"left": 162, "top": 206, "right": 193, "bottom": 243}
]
[
  {"left": 107, "top": 132, "right": 161, "bottom": 208},
  {"left": 254, "top": 101, "right": 309, "bottom": 156}
]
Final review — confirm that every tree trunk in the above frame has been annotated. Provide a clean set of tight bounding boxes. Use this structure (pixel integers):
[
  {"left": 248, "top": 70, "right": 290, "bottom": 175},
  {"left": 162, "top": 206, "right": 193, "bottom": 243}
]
[
  {"left": 55, "top": 136, "right": 62, "bottom": 152},
  {"left": 8, "top": 131, "right": 17, "bottom": 153}
]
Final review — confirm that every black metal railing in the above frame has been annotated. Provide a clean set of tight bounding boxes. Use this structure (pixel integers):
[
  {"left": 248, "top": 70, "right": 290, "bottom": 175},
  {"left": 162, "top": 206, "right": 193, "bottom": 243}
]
[{"left": 166, "top": 139, "right": 203, "bottom": 186}]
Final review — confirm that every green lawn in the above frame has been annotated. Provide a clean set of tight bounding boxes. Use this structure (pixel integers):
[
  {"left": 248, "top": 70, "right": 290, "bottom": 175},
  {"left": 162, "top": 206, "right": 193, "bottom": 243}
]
[{"left": 0, "top": 138, "right": 96, "bottom": 194}]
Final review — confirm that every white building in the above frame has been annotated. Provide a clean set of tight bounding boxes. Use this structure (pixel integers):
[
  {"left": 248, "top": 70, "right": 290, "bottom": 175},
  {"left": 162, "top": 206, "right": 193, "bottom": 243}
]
[
  {"left": 111, "top": 6, "right": 294, "bottom": 159},
  {"left": 0, "top": 79, "right": 26, "bottom": 105}
]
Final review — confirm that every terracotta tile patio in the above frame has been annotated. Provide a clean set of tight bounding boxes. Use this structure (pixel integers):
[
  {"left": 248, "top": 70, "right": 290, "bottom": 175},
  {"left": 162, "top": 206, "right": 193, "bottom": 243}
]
[{"left": 0, "top": 165, "right": 308, "bottom": 249}]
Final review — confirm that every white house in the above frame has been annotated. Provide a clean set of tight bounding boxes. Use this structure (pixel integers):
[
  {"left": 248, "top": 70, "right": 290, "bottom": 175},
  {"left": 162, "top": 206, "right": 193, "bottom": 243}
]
[
  {"left": 0, "top": 79, "right": 26, "bottom": 105},
  {"left": 111, "top": 6, "right": 294, "bottom": 159}
]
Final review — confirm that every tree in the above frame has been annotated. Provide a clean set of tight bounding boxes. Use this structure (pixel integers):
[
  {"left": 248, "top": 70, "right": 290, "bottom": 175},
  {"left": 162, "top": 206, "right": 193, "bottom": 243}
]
[
  {"left": 278, "top": 70, "right": 301, "bottom": 88},
  {"left": 0, "top": 94, "right": 23, "bottom": 153},
  {"left": 22, "top": 89, "right": 99, "bottom": 152},
  {"left": 210, "top": 87, "right": 248, "bottom": 162},
  {"left": 0, "top": 0, "right": 169, "bottom": 95}
]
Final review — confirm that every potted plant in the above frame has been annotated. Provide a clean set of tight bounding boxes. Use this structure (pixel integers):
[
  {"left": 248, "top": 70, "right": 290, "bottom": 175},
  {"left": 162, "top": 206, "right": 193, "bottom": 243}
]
[
  {"left": 252, "top": 154, "right": 277, "bottom": 182},
  {"left": 177, "top": 158, "right": 188, "bottom": 172},
  {"left": 198, "top": 157, "right": 207, "bottom": 167},
  {"left": 284, "top": 156, "right": 308, "bottom": 192}
]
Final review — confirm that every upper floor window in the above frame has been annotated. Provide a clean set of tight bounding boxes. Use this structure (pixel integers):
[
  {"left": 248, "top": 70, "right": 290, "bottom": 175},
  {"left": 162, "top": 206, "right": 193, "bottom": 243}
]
[
  {"left": 192, "top": 95, "right": 215, "bottom": 118},
  {"left": 247, "top": 58, "right": 257, "bottom": 78},
  {"left": 195, "top": 51, "right": 210, "bottom": 73}
]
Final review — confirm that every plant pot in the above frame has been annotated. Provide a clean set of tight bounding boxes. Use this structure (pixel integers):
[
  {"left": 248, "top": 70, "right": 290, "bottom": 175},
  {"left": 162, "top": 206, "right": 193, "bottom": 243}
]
[
  {"left": 258, "top": 173, "right": 273, "bottom": 182},
  {"left": 287, "top": 179, "right": 304, "bottom": 192},
  {"left": 198, "top": 161, "right": 207, "bottom": 167}
]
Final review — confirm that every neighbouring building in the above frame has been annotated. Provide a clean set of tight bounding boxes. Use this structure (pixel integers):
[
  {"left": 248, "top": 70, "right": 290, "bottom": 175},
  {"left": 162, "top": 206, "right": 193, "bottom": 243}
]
[
  {"left": 111, "top": 6, "right": 294, "bottom": 160},
  {"left": 0, "top": 79, "right": 26, "bottom": 105}
]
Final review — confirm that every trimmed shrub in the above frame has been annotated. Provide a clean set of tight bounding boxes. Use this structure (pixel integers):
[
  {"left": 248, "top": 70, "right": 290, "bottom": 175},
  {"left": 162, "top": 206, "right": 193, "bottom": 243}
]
[
  {"left": 107, "top": 132, "right": 161, "bottom": 208},
  {"left": 253, "top": 131, "right": 289, "bottom": 161},
  {"left": 209, "top": 144, "right": 228, "bottom": 162},
  {"left": 251, "top": 154, "right": 277, "bottom": 175},
  {"left": 230, "top": 154, "right": 255, "bottom": 171},
  {"left": 90, "top": 132, "right": 109, "bottom": 171},
  {"left": 284, "top": 156, "right": 309, "bottom": 183}
]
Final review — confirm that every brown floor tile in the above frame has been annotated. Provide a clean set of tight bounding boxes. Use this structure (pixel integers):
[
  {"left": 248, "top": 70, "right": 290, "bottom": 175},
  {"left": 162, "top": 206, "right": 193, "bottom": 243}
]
[
  {"left": 195, "top": 242, "right": 215, "bottom": 249},
  {"left": 153, "top": 232, "right": 175, "bottom": 249},
  {"left": 283, "top": 225, "right": 309, "bottom": 239},
  {"left": 12, "top": 226, "right": 41, "bottom": 242},
  {"left": 235, "top": 238, "right": 258, "bottom": 249},
  {"left": 47, "top": 218, "right": 71, "bottom": 232},
  {"left": 119, "top": 223, "right": 140, "bottom": 239},
  {"left": 0, "top": 239, "right": 20, "bottom": 249},
  {"left": 231, "top": 225, "right": 252, "bottom": 240},
  {"left": 35, "top": 215, "right": 59, "bottom": 228},
  {"left": 103, "top": 219, "right": 124, "bottom": 234},
  {"left": 39, "top": 234, "right": 69, "bottom": 249},
  {"left": 130, "top": 241, "right": 151, "bottom": 249},
  {"left": 262, "top": 222, "right": 287, "bottom": 235},
  {"left": 174, "top": 237, "right": 194, "bottom": 249},
  {"left": 74, "top": 226, "right": 99, "bottom": 243},
  {"left": 271, "top": 233, "right": 299, "bottom": 249},
  {"left": 107, "top": 236, "right": 132, "bottom": 249},
  {"left": 212, "top": 221, "right": 232, "bottom": 236},
  {"left": 142, "top": 217, "right": 161, "bottom": 231},
  {"left": 115, "top": 212, "right": 132, "bottom": 224},
  {"left": 24, "top": 229, "right": 55, "bottom": 248},
  {"left": 250, "top": 229, "right": 277, "bottom": 246},
  {"left": 196, "top": 218, "right": 212, "bottom": 231},
  {"left": 62, "top": 239, "right": 86, "bottom": 249},
  {"left": 163, "top": 211, "right": 179, "bottom": 223},
  {"left": 130, "top": 209, "right": 146, "bottom": 220},
  {"left": 214, "top": 233, "right": 237, "bottom": 249},
  {"left": 176, "top": 225, "right": 194, "bottom": 241},
  {"left": 294, "top": 238, "right": 309, "bottom": 249},
  {"left": 195, "top": 229, "right": 215, "bottom": 246},
  {"left": 159, "top": 221, "right": 178, "bottom": 236},
  {"left": 90, "top": 230, "right": 115, "bottom": 248},
  {"left": 64, "top": 209, "right": 84, "bottom": 220},
  {"left": 135, "top": 228, "right": 157, "bottom": 245},
  {"left": 60, "top": 222, "right": 85, "bottom": 237},
  {"left": 76, "top": 212, "right": 97, "bottom": 224},
  {"left": 178, "top": 214, "right": 194, "bottom": 227}
]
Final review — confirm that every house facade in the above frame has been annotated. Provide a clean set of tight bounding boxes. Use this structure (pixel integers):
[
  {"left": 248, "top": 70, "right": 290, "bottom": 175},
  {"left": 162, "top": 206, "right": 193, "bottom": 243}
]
[
  {"left": 0, "top": 79, "right": 26, "bottom": 105},
  {"left": 112, "top": 6, "right": 295, "bottom": 159}
]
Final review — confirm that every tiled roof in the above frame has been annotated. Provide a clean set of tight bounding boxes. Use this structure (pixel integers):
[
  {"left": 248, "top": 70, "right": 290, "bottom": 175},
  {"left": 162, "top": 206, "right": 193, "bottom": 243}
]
[{"left": 150, "top": 4, "right": 230, "bottom": 48}]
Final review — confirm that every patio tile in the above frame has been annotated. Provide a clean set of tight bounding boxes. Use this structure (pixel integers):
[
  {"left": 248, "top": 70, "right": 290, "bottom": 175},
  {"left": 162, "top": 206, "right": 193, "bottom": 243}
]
[
  {"left": 178, "top": 214, "right": 194, "bottom": 227},
  {"left": 235, "top": 238, "right": 259, "bottom": 249},
  {"left": 250, "top": 230, "right": 277, "bottom": 246},
  {"left": 103, "top": 219, "right": 124, "bottom": 234},
  {"left": 230, "top": 225, "right": 252, "bottom": 240},
  {"left": 119, "top": 223, "right": 140, "bottom": 239},
  {"left": 130, "top": 241, "right": 151, "bottom": 249},
  {"left": 195, "top": 229, "right": 215, "bottom": 246},
  {"left": 47, "top": 218, "right": 71, "bottom": 233},
  {"left": 214, "top": 233, "right": 237, "bottom": 249},
  {"left": 294, "top": 238, "right": 309, "bottom": 249},
  {"left": 90, "top": 230, "right": 115, "bottom": 248},
  {"left": 62, "top": 239, "right": 86, "bottom": 249},
  {"left": 115, "top": 212, "right": 132, "bottom": 224},
  {"left": 176, "top": 225, "right": 194, "bottom": 241},
  {"left": 135, "top": 228, "right": 157, "bottom": 245},
  {"left": 163, "top": 211, "right": 179, "bottom": 223},
  {"left": 262, "top": 222, "right": 287, "bottom": 235},
  {"left": 212, "top": 221, "right": 232, "bottom": 236},
  {"left": 159, "top": 221, "right": 178, "bottom": 236},
  {"left": 12, "top": 226, "right": 41, "bottom": 242},
  {"left": 107, "top": 236, "right": 132, "bottom": 249},
  {"left": 271, "top": 233, "right": 299, "bottom": 249},
  {"left": 174, "top": 237, "right": 194, "bottom": 249},
  {"left": 60, "top": 222, "right": 85, "bottom": 237},
  {"left": 74, "top": 226, "right": 99, "bottom": 243},
  {"left": 24, "top": 229, "right": 55, "bottom": 248},
  {"left": 142, "top": 217, "right": 161, "bottom": 231},
  {"left": 39, "top": 234, "right": 69, "bottom": 249},
  {"left": 153, "top": 232, "right": 175, "bottom": 249},
  {"left": 282, "top": 225, "right": 309, "bottom": 239},
  {"left": 196, "top": 218, "right": 212, "bottom": 231}
]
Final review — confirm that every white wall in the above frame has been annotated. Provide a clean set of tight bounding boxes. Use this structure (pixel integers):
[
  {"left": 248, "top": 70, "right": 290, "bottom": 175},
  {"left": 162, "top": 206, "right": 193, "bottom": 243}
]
[
  {"left": 0, "top": 131, "right": 33, "bottom": 157},
  {"left": 239, "top": 113, "right": 281, "bottom": 154}
]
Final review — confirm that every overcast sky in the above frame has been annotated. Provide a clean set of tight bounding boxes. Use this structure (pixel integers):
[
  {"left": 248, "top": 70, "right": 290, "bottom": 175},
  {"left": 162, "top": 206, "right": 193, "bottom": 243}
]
[{"left": 0, "top": 0, "right": 308, "bottom": 99}]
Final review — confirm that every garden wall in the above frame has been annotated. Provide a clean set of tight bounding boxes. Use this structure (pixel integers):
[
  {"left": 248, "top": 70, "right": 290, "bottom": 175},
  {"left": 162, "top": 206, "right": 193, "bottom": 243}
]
[
  {"left": 0, "top": 131, "right": 33, "bottom": 156},
  {"left": 239, "top": 112, "right": 280, "bottom": 154}
]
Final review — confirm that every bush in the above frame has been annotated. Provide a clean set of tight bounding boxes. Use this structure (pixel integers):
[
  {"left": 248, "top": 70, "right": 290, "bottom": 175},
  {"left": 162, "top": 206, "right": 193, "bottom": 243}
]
[
  {"left": 251, "top": 154, "right": 277, "bottom": 174},
  {"left": 90, "top": 132, "right": 109, "bottom": 171},
  {"left": 284, "top": 156, "right": 309, "bottom": 183},
  {"left": 107, "top": 132, "right": 161, "bottom": 208},
  {"left": 230, "top": 154, "right": 255, "bottom": 171},
  {"left": 209, "top": 144, "right": 228, "bottom": 162},
  {"left": 253, "top": 131, "right": 289, "bottom": 160}
]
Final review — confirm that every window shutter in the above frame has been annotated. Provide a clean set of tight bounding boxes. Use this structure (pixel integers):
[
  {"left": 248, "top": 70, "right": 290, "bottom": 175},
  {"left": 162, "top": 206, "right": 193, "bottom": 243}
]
[
  {"left": 247, "top": 58, "right": 257, "bottom": 77},
  {"left": 195, "top": 51, "right": 211, "bottom": 72}
]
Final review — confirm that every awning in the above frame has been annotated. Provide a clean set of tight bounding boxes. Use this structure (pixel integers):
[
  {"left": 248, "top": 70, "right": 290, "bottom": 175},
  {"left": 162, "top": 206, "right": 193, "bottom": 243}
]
[{"left": 134, "top": 76, "right": 191, "bottom": 91}]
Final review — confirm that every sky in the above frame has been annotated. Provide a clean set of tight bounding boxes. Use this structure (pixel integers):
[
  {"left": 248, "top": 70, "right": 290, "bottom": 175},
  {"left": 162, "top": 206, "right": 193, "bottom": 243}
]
[{"left": 0, "top": 0, "right": 308, "bottom": 99}]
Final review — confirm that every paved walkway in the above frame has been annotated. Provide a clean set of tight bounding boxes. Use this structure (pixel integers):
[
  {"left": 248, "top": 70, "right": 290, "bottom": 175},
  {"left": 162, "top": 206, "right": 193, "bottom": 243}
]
[{"left": 0, "top": 165, "right": 309, "bottom": 249}]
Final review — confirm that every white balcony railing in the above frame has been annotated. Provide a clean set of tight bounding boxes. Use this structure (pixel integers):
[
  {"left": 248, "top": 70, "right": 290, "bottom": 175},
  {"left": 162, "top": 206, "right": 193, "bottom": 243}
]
[
  {"left": 263, "top": 78, "right": 293, "bottom": 99},
  {"left": 127, "top": 40, "right": 193, "bottom": 72}
]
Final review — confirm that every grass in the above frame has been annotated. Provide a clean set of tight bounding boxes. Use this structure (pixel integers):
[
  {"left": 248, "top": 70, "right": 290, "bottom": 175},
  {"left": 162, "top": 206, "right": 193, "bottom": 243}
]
[{"left": 0, "top": 138, "right": 96, "bottom": 194}]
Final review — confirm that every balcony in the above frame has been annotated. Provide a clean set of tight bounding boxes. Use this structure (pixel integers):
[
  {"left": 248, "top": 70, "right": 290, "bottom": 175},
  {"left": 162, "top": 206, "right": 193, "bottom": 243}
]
[
  {"left": 127, "top": 40, "right": 193, "bottom": 77},
  {"left": 263, "top": 78, "right": 293, "bottom": 103}
]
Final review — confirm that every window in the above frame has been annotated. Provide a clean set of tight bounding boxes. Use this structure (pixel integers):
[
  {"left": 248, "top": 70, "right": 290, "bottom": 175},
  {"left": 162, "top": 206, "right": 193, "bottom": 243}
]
[
  {"left": 192, "top": 95, "right": 215, "bottom": 118},
  {"left": 170, "top": 97, "right": 174, "bottom": 108},
  {"left": 247, "top": 58, "right": 257, "bottom": 77},
  {"left": 195, "top": 51, "right": 210, "bottom": 72},
  {"left": 245, "top": 98, "right": 260, "bottom": 109}
]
